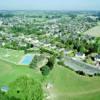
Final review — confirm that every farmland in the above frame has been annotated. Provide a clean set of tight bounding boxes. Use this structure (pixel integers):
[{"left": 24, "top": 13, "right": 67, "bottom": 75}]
[{"left": 83, "top": 25, "right": 100, "bottom": 37}]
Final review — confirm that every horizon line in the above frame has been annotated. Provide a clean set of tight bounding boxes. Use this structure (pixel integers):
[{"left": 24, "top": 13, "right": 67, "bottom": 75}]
[{"left": 0, "top": 9, "right": 100, "bottom": 11}]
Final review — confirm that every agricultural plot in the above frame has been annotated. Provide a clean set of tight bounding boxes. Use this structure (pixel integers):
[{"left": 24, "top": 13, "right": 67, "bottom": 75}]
[{"left": 83, "top": 25, "right": 100, "bottom": 37}]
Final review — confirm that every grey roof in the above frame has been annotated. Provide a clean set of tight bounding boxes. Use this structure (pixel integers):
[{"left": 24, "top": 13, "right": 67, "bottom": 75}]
[{"left": 95, "top": 55, "right": 100, "bottom": 59}]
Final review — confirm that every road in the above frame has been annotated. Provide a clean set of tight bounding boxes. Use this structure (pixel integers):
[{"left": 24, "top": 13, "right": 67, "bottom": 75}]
[{"left": 63, "top": 56, "right": 100, "bottom": 76}]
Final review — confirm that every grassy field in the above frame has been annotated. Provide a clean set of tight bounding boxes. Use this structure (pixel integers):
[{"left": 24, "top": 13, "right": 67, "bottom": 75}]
[
  {"left": 0, "top": 48, "right": 24, "bottom": 64},
  {"left": 83, "top": 25, "right": 100, "bottom": 37},
  {"left": 0, "top": 48, "right": 43, "bottom": 87},
  {"left": 46, "top": 65, "right": 100, "bottom": 100},
  {"left": 0, "top": 59, "right": 43, "bottom": 87},
  {"left": 0, "top": 48, "right": 100, "bottom": 100}
]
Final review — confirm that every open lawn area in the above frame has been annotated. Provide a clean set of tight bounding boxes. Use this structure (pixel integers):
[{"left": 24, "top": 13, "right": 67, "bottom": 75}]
[
  {"left": 0, "top": 59, "right": 43, "bottom": 87},
  {"left": 0, "top": 48, "right": 24, "bottom": 64},
  {"left": 0, "top": 48, "right": 100, "bottom": 100},
  {"left": 46, "top": 65, "right": 100, "bottom": 100},
  {"left": 83, "top": 25, "right": 100, "bottom": 37}
]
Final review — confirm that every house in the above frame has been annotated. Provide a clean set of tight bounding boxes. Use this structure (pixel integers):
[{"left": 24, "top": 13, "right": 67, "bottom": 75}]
[
  {"left": 75, "top": 52, "right": 86, "bottom": 60},
  {"left": 95, "top": 55, "right": 100, "bottom": 67},
  {"left": 95, "top": 55, "right": 100, "bottom": 62},
  {"left": 64, "top": 50, "right": 73, "bottom": 55},
  {"left": 2, "top": 42, "right": 5, "bottom": 46}
]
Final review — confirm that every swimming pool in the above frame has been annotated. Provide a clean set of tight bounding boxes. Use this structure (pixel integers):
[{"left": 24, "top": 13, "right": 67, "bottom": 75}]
[{"left": 20, "top": 54, "right": 33, "bottom": 65}]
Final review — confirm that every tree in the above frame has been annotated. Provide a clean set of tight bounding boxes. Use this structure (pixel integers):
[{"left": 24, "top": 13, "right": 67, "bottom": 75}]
[
  {"left": 46, "top": 55, "right": 56, "bottom": 70},
  {"left": 79, "top": 46, "right": 86, "bottom": 53},
  {"left": 7, "top": 76, "right": 43, "bottom": 100},
  {"left": 40, "top": 55, "right": 56, "bottom": 76},
  {"left": 30, "top": 54, "right": 48, "bottom": 69},
  {"left": 40, "top": 65, "right": 50, "bottom": 76}
]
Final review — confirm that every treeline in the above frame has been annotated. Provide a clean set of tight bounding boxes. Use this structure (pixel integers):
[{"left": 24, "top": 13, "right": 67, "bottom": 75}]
[{"left": 0, "top": 13, "right": 14, "bottom": 17}]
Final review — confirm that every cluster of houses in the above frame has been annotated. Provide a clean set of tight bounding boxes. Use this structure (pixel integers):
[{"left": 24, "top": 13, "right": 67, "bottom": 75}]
[
  {"left": 0, "top": 12, "right": 100, "bottom": 70},
  {"left": 75, "top": 52, "right": 100, "bottom": 68},
  {"left": 0, "top": 30, "right": 100, "bottom": 69}
]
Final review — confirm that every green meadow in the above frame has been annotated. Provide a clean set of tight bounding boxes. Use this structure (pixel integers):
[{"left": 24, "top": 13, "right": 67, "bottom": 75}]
[
  {"left": 0, "top": 48, "right": 24, "bottom": 64},
  {"left": 46, "top": 65, "right": 100, "bottom": 100},
  {"left": 0, "top": 48, "right": 100, "bottom": 100}
]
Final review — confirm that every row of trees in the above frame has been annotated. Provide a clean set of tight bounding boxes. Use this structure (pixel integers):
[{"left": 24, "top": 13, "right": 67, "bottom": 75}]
[{"left": 60, "top": 34, "right": 100, "bottom": 54}]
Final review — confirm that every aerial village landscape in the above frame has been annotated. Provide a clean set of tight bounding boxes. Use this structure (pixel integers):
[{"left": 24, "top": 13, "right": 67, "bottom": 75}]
[{"left": 0, "top": 0, "right": 100, "bottom": 100}]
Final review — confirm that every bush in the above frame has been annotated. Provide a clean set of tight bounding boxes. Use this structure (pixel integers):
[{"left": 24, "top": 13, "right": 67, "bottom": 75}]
[
  {"left": 40, "top": 55, "right": 56, "bottom": 76},
  {"left": 0, "top": 91, "right": 8, "bottom": 100},
  {"left": 40, "top": 47, "right": 58, "bottom": 56}
]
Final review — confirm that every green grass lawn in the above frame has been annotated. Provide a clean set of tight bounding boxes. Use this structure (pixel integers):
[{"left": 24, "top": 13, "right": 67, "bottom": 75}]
[
  {"left": 0, "top": 48, "right": 100, "bottom": 100},
  {"left": 46, "top": 65, "right": 100, "bottom": 100},
  {"left": 0, "top": 48, "right": 24, "bottom": 64},
  {"left": 83, "top": 25, "right": 100, "bottom": 37},
  {"left": 0, "top": 59, "right": 43, "bottom": 87}
]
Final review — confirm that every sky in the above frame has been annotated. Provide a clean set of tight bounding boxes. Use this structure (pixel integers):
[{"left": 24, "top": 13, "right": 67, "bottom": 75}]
[{"left": 0, "top": 0, "right": 100, "bottom": 10}]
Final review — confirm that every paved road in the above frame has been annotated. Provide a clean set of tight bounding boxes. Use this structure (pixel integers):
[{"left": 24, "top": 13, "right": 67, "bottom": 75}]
[{"left": 63, "top": 56, "right": 100, "bottom": 76}]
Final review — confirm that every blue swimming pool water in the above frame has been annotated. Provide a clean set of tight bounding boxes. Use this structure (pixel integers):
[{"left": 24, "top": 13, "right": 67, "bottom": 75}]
[{"left": 21, "top": 54, "right": 33, "bottom": 65}]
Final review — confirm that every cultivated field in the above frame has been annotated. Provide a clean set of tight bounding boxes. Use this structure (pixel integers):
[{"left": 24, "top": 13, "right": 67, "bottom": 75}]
[{"left": 83, "top": 25, "right": 100, "bottom": 37}]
